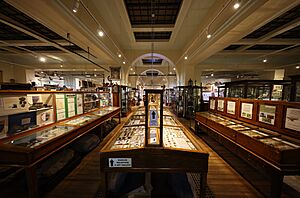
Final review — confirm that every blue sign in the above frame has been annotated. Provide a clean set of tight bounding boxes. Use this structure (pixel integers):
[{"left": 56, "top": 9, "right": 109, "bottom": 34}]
[{"left": 149, "top": 110, "right": 158, "bottom": 126}]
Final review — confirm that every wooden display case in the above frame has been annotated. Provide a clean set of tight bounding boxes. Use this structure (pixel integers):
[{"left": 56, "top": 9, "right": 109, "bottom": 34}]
[
  {"left": 99, "top": 103, "right": 209, "bottom": 197},
  {"left": 195, "top": 97, "right": 300, "bottom": 198},
  {"left": 0, "top": 90, "right": 118, "bottom": 198}
]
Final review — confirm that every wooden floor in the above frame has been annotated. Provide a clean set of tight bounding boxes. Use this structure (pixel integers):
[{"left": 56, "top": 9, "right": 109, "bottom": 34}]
[{"left": 45, "top": 116, "right": 297, "bottom": 198}]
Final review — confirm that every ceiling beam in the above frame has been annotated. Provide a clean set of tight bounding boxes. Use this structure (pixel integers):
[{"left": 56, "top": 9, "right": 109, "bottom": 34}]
[
  {"left": 0, "top": 39, "right": 73, "bottom": 47},
  {"left": 237, "top": 18, "right": 300, "bottom": 51},
  {"left": 234, "top": 38, "right": 300, "bottom": 45}
]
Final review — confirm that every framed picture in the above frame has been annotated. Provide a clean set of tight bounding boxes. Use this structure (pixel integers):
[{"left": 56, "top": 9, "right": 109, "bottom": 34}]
[
  {"left": 217, "top": 99, "right": 224, "bottom": 111},
  {"left": 227, "top": 101, "right": 236, "bottom": 115},
  {"left": 110, "top": 67, "right": 121, "bottom": 80},
  {"left": 209, "top": 99, "right": 215, "bottom": 110},
  {"left": 241, "top": 102, "right": 253, "bottom": 119},
  {"left": 285, "top": 107, "right": 300, "bottom": 131},
  {"left": 258, "top": 104, "right": 276, "bottom": 125}
]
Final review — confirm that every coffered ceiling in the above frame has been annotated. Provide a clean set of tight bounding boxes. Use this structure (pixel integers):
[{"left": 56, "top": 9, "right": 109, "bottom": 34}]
[{"left": 0, "top": 0, "right": 299, "bottom": 80}]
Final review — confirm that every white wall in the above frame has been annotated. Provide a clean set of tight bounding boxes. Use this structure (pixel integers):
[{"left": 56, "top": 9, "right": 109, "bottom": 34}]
[{"left": 0, "top": 62, "right": 33, "bottom": 83}]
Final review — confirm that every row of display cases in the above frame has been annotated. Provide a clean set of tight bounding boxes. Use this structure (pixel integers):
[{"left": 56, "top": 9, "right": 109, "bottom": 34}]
[
  {"left": 208, "top": 97, "right": 300, "bottom": 139},
  {"left": 0, "top": 90, "right": 112, "bottom": 138},
  {"left": 0, "top": 106, "right": 120, "bottom": 197},
  {"left": 196, "top": 111, "right": 300, "bottom": 165}
]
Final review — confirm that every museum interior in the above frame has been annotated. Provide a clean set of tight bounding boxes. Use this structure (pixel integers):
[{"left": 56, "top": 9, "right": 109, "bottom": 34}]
[{"left": 0, "top": 0, "right": 300, "bottom": 197}]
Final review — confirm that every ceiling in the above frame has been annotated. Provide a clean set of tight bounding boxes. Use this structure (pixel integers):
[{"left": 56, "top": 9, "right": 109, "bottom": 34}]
[{"left": 0, "top": 0, "right": 300, "bottom": 82}]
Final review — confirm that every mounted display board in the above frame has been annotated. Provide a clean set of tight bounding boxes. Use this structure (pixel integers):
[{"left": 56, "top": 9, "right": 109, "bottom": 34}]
[
  {"left": 259, "top": 104, "right": 276, "bottom": 125},
  {"left": 227, "top": 101, "right": 236, "bottom": 115},
  {"left": 241, "top": 103, "right": 253, "bottom": 119}
]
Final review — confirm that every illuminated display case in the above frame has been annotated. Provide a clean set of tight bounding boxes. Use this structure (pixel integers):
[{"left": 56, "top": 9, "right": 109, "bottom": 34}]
[
  {"left": 145, "top": 89, "right": 163, "bottom": 147},
  {"left": 196, "top": 97, "right": 300, "bottom": 198},
  {"left": 223, "top": 80, "right": 291, "bottom": 101},
  {"left": 99, "top": 98, "right": 209, "bottom": 197}
]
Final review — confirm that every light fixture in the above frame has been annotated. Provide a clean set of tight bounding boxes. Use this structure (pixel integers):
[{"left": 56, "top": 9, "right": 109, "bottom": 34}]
[
  {"left": 39, "top": 57, "right": 46, "bottom": 62},
  {"left": 60, "top": 64, "right": 63, "bottom": 68},
  {"left": 72, "top": 0, "right": 80, "bottom": 13},
  {"left": 98, "top": 30, "right": 104, "bottom": 37},
  {"left": 263, "top": 58, "right": 267, "bottom": 63},
  {"left": 41, "top": 71, "right": 44, "bottom": 74},
  {"left": 173, "top": 68, "right": 176, "bottom": 71},
  {"left": 130, "top": 67, "right": 133, "bottom": 71},
  {"left": 94, "top": 69, "right": 97, "bottom": 71},
  {"left": 211, "top": 73, "right": 214, "bottom": 77},
  {"left": 94, "top": 74, "right": 97, "bottom": 77},
  {"left": 296, "top": 66, "right": 300, "bottom": 69},
  {"left": 169, "top": 71, "right": 172, "bottom": 74},
  {"left": 233, "top": 1, "right": 240, "bottom": 10},
  {"left": 184, "top": 56, "right": 188, "bottom": 60},
  {"left": 207, "top": 34, "right": 212, "bottom": 39},
  {"left": 122, "top": 61, "right": 126, "bottom": 64},
  {"left": 205, "top": 76, "right": 208, "bottom": 78},
  {"left": 118, "top": 54, "right": 122, "bottom": 58}
]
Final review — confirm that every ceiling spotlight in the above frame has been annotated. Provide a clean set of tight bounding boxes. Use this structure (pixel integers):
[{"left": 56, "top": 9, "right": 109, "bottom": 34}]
[
  {"left": 39, "top": 57, "right": 46, "bottom": 62},
  {"left": 169, "top": 72, "right": 172, "bottom": 74},
  {"left": 123, "top": 61, "right": 126, "bottom": 64},
  {"left": 130, "top": 68, "right": 133, "bottom": 71},
  {"left": 207, "top": 34, "right": 212, "bottom": 39},
  {"left": 173, "top": 68, "right": 176, "bottom": 71},
  {"left": 60, "top": 64, "right": 63, "bottom": 68},
  {"left": 72, "top": 0, "right": 80, "bottom": 13},
  {"left": 263, "top": 58, "right": 267, "bottom": 63},
  {"left": 41, "top": 71, "right": 44, "bottom": 74},
  {"left": 118, "top": 54, "right": 122, "bottom": 58},
  {"left": 233, "top": 1, "right": 240, "bottom": 10},
  {"left": 184, "top": 56, "right": 188, "bottom": 60},
  {"left": 211, "top": 73, "right": 214, "bottom": 77},
  {"left": 98, "top": 30, "right": 104, "bottom": 37},
  {"left": 205, "top": 76, "right": 208, "bottom": 78},
  {"left": 296, "top": 66, "right": 300, "bottom": 69},
  {"left": 94, "top": 74, "right": 97, "bottom": 77},
  {"left": 94, "top": 69, "right": 97, "bottom": 71}
]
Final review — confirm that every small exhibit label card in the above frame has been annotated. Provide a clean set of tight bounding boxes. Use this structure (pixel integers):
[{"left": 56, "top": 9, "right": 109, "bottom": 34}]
[{"left": 109, "top": 158, "right": 132, "bottom": 167}]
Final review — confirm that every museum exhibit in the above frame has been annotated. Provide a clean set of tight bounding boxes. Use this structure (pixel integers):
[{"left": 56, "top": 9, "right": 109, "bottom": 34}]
[{"left": 0, "top": 0, "right": 299, "bottom": 197}]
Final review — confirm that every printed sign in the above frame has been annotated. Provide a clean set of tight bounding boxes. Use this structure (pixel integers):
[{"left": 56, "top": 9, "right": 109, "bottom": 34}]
[
  {"left": 109, "top": 158, "right": 132, "bottom": 167},
  {"left": 149, "top": 110, "right": 158, "bottom": 126}
]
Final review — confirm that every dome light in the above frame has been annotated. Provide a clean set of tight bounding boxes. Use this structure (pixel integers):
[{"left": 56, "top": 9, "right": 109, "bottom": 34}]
[
  {"left": 39, "top": 57, "right": 46, "bottom": 62},
  {"left": 98, "top": 30, "right": 104, "bottom": 37}
]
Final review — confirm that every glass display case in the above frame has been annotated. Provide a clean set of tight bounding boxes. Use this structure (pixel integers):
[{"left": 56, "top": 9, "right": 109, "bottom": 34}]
[
  {"left": 5, "top": 125, "right": 75, "bottom": 148},
  {"left": 145, "top": 89, "right": 163, "bottom": 147},
  {"left": 290, "top": 75, "right": 300, "bottom": 102},
  {"left": 224, "top": 80, "right": 292, "bottom": 101},
  {"left": 61, "top": 115, "right": 97, "bottom": 126}
]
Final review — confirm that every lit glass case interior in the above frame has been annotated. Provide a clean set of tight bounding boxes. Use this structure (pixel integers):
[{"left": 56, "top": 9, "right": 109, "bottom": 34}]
[
  {"left": 62, "top": 115, "right": 97, "bottom": 126},
  {"left": 6, "top": 125, "right": 75, "bottom": 148},
  {"left": 147, "top": 93, "right": 161, "bottom": 146}
]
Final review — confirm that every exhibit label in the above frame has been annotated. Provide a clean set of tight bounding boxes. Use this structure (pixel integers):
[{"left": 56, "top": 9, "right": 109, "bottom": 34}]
[{"left": 109, "top": 158, "right": 132, "bottom": 167}]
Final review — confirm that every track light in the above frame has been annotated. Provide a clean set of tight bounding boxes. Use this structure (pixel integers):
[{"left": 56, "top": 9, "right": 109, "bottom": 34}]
[
  {"left": 296, "top": 66, "right": 300, "bottom": 69},
  {"left": 72, "top": 0, "right": 80, "bottom": 13},
  {"left": 118, "top": 54, "right": 122, "bottom": 58},
  {"left": 211, "top": 73, "right": 214, "bottom": 77},
  {"left": 173, "top": 68, "right": 176, "bottom": 71},
  {"left": 98, "top": 30, "right": 104, "bottom": 37},
  {"left": 233, "top": 1, "right": 240, "bottom": 10},
  {"left": 207, "top": 34, "right": 211, "bottom": 39},
  {"left": 60, "top": 64, "right": 63, "bottom": 68},
  {"left": 184, "top": 56, "right": 188, "bottom": 60},
  {"left": 263, "top": 58, "right": 267, "bottom": 63},
  {"left": 39, "top": 57, "right": 46, "bottom": 62},
  {"left": 123, "top": 61, "right": 126, "bottom": 64}
]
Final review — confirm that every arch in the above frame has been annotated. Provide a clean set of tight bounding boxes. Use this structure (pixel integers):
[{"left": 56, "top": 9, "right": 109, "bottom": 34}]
[{"left": 126, "top": 52, "right": 178, "bottom": 84}]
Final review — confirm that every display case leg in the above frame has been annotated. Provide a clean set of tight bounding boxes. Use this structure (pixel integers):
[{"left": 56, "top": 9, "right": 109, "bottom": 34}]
[
  {"left": 199, "top": 171, "right": 207, "bottom": 198},
  {"left": 144, "top": 172, "right": 153, "bottom": 196},
  {"left": 25, "top": 166, "right": 38, "bottom": 198},
  {"left": 270, "top": 172, "right": 283, "bottom": 198}
]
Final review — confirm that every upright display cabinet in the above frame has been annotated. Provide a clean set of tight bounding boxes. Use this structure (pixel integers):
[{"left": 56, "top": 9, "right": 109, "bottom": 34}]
[{"left": 145, "top": 89, "right": 163, "bottom": 147}]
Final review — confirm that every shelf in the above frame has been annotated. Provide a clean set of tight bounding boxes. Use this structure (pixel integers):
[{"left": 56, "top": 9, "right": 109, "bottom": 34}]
[{"left": 0, "top": 107, "right": 53, "bottom": 117}]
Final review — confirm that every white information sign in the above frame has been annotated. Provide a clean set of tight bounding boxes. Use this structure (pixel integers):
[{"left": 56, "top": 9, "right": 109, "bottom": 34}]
[{"left": 109, "top": 158, "right": 132, "bottom": 168}]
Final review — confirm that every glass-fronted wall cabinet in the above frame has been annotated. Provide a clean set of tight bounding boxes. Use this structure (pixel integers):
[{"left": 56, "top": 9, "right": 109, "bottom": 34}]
[
  {"left": 290, "top": 75, "right": 300, "bottom": 102},
  {"left": 224, "top": 80, "right": 292, "bottom": 101},
  {"left": 0, "top": 90, "right": 112, "bottom": 139}
]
